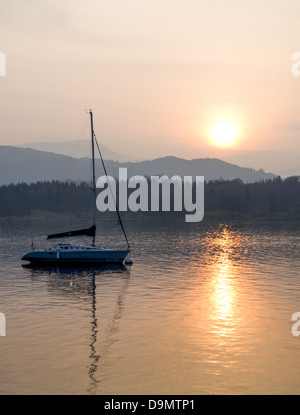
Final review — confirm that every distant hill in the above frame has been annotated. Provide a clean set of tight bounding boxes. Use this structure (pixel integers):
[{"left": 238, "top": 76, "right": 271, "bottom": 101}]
[
  {"left": 223, "top": 149, "right": 300, "bottom": 177},
  {"left": 118, "top": 156, "right": 276, "bottom": 183},
  {"left": 0, "top": 146, "right": 277, "bottom": 186},
  {"left": 17, "top": 139, "right": 138, "bottom": 162},
  {"left": 278, "top": 166, "right": 300, "bottom": 178}
]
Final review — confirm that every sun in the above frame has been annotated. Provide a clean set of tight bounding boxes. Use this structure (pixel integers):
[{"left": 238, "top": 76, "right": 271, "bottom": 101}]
[{"left": 211, "top": 122, "right": 237, "bottom": 148}]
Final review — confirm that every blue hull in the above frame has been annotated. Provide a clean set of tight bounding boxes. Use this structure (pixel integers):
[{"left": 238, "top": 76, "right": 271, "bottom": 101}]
[{"left": 22, "top": 246, "right": 130, "bottom": 265}]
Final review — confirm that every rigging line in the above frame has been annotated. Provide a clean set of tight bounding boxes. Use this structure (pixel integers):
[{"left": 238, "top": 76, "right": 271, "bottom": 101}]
[{"left": 93, "top": 133, "right": 130, "bottom": 250}]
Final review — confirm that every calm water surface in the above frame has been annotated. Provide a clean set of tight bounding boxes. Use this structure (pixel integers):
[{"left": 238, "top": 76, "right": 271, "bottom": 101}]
[{"left": 0, "top": 219, "right": 300, "bottom": 394}]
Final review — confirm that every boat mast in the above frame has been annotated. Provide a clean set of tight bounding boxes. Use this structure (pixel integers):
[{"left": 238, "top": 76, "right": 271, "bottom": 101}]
[
  {"left": 90, "top": 110, "right": 131, "bottom": 251},
  {"left": 90, "top": 110, "right": 96, "bottom": 247}
]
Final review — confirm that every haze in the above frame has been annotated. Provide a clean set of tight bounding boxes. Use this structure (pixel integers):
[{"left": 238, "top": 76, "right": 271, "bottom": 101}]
[{"left": 1, "top": 0, "right": 300, "bottom": 175}]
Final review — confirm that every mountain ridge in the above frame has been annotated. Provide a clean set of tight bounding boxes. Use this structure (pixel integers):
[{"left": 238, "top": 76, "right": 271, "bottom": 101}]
[{"left": 0, "top": 145, "right": 277, "bottom": 186}]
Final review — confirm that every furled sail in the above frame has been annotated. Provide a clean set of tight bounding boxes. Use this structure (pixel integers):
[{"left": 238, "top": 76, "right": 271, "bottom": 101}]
[{"left": 47, "top": 225, "right": 96, "bottom": 240}]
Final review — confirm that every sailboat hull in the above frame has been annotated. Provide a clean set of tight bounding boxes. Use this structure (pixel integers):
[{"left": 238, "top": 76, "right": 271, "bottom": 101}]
[{"left": 22, "top": 245, "right": 130, "bottom": 265}]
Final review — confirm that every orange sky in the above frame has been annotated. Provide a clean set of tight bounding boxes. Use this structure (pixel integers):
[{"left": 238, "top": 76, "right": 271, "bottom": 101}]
[{"left": 1, "top": 0, "right": 300, "bottom": 174}]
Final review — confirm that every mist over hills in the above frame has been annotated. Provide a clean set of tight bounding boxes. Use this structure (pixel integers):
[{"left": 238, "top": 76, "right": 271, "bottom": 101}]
[
  {"left": 222, "top": 149, "right": 300, "bottom": 178},
  {"left": 17, "top": 140, "right": 299, "bottom": 178},
  {"left": 0, "top": 145, "right": 277, "bottom": 186},
  {"left": 17, "top": 140, "right": 138, "bottom": 162}
]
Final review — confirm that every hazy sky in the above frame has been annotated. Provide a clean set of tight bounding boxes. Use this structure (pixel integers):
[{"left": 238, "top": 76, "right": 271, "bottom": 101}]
[{"left": 1, "top": 0, "right": 300, "bottom": 173}]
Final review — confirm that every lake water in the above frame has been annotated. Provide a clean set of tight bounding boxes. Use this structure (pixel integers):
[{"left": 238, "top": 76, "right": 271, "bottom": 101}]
[{"left": 0, "top": 219, "right": 300, "bottom": 395}]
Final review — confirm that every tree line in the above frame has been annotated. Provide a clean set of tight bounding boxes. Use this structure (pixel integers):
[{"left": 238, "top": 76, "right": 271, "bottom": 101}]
[{"left": 0, "top": 176, "right": 300, "bottom": 219}]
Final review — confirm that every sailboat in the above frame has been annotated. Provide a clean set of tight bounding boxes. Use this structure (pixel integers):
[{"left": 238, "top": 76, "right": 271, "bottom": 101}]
[{"left": 22, "top": 110, "right": 131, "bottom": 265}]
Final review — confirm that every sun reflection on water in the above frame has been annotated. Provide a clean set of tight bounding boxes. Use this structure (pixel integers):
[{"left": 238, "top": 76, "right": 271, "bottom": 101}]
[
  {"left": 208, "top": 226, "right": 241, "bottom": 337},
  {"left": 183, "top": 224, "right": 263, "bottom": 389}
]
